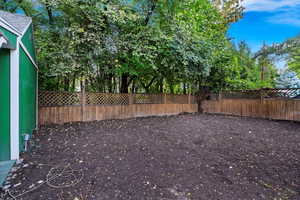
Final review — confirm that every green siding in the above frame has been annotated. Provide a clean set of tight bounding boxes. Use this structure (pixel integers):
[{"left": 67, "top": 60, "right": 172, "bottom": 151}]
[
  {"left": 0, "top": 160, "right": 15, "bottom": 186},
  {"left": 0, "top": 49, "right": 10, "bottom": 161},
  {"left": 21, "top": 25, "right": 35, "bottom": 61},
  {"left": 19, "top": 48, "right": 37, "bottom": 151},
  {"left": 0, "top": 27, "right": 17, "bottom": 48}
]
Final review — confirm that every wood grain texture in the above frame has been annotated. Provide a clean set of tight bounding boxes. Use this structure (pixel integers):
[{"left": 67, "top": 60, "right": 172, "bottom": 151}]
[
  {"left": 202, "top": 99, "right": 300, "bottom": 122},
  {"left": 39, "top": 104, "right": 198, "bottom": 125}
]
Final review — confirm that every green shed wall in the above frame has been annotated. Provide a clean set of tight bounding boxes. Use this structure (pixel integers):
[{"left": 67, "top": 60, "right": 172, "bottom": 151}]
[
  {"left": 19, "top": 48, "right": 37, "bottom": 151},
  {"left": 0, "top": 49, "right": 10, "bottom": 161},
  {"left": 21, "top": 25, "right": 35, "bottom": 61},
  {"left": 0, "top": 27, "right": 17, "bottom": 48}
]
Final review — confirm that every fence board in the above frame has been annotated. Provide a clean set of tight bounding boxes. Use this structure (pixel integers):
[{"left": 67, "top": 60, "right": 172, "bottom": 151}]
[
  {"left": 203, "top": 99, "right": 300, "bottom": 122},
  {"left": 38, "top": 92, "right": 198, "bottom": 125},
  {"left": 39, "top": 104, "right": 198, "bottom": 125}
]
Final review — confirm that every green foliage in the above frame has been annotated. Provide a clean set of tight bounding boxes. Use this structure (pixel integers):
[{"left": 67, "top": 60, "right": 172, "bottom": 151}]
[
  {"left": 254, "top": 34, "right": 300, "bottom": 83},
  {"left": 212, "top": 0, "right": 244, "bottom": 23},
  {"left": 3, "top": 0, "right": 278, "bottom": 93},
  {"left": 208, "top": 41, "right": 278, "bottom": 90},
  {"left": 288, "top": 48, "right": 300, "bottom": 78},
  {"left": 276, "top": 70, "right": 300, "bottom": 88}
]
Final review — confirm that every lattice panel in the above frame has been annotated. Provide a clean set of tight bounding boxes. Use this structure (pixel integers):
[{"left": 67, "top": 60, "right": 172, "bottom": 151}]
[
  {"left": 134, "top": 94, "right": 164, "bottom": 104},
  {"left": 39, "top": 91, "right": 197, "bottom": 107},
  {"left": 166, "top": 94, "right": 189, "bottom": 104},
  {"left": 86, "top": 93, "right": 130, "bottom": 105},
  {"left": 220, "top": 89, "right": 300, "bottom": 100},
  {"left": 261, "top": 88, "right": 300, "bottom": 99},
  {"left": 221, "top": 90, "right": 261, "bottom": 99},
  {"left": 39, "top": 91, "right": 81, "bottom": 107}
]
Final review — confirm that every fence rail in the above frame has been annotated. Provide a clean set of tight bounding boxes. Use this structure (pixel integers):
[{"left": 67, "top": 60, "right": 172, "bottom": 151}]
[
  {"left": 218, "top": 88, "right": 300, "bottom": 100},
  {"left": 203, "top": 98, "right": 300, "bottom": 122},
  {"left": 38, "top": 89, "right": 300, "bottom": 125},
  {"left": 203, "top": 89, "right": 300, "bottom": 122},
  {"left": 38, "top": 91, "right": 198, "bottom": 125},
  {"left": 39, "top": 91, "right": 197, "bottom": 107}
]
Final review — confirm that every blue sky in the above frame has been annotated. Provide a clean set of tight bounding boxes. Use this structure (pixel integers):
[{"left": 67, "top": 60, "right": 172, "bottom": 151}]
[{"left": 229, "top": 0, "right": 300, "bottom": 52}]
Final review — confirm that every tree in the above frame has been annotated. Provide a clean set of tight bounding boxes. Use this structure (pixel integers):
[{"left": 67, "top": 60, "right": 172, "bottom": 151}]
[
  {"left": 8, "top": 0, "right": 277, "bottom": 94},
  {"left": 276, "top": 70, "right": 300, "bottom": 88},
  {"left": 254, "top": 35, "right": 300, "bottom": 59},
  {"left": 288, "top": 48, "right": 300, "bottom": 78},
  {"left": 211, "top": 0, "right": 244, "bottom": 23},
  {"left": 253, "top": 35, "right": 300, "bottom": 79},
  {"left": 207, "top": 41, "right": 278, "bottom": 90}
]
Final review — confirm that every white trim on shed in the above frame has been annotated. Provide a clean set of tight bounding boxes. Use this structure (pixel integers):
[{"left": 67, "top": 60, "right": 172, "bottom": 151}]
[
  {"left": 10, "top": 37, "right": 20, "bottom": 160},
  {"left": 0, "top": 18, "right": 21, "bottom": 36},
  {"left": 19, "top": 41, "right": 38, "bottom": 69}
]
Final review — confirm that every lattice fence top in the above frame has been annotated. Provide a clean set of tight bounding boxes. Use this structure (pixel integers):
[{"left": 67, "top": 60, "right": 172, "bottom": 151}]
[
  {"left": 39, "top": 91, "right": 196, "bottom": 107},
  {"left": 221, "top": 90, "right": 261, "bottom": 99},
  {"left": 166, "top": 94, "right": 189, "bottom": 104},
  {"left": 86, "top": 93, "right": 130, "bottom": 105},
  {"left": 219, "top": 88, "right": 300, "bottom": 99},
  {"left": 134, "top": 94, "right": 164, "bottom": 104},
  {"left": 39, "top": 91, "right": 81, "bottom": 106},
  {"left": 260, "top": 88, "right": 300, "bottom": 99}
]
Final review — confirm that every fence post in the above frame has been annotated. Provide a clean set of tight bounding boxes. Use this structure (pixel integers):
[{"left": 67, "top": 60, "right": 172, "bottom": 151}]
[
  {"left": 164, "top": 93, "right": 167, "bottom": 104},
  {"left": 260, "top": 89, "right": 264, "bottom": 103},
  {"left": 129, "top": 94, "right": 134, "bottom": 105},
  {"left": 188, "top": 93, "right": 191, "bottom": 104},
  {"left": 259, "top": 88, "right": 266, "bottom": 118},
  {"left": 218, "top": 91, "right": 223, "bottom": 101},
  {"left": 81, "top": 80, "right": 86, "bottom": 121}
]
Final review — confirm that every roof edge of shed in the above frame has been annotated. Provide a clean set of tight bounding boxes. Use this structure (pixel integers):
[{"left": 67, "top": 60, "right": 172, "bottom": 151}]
[
  {"left": 0, "top": 10, "right": 32, "bottom": 37},
  {"left": 0, "top": 17, "right": 22, "bottom": 36}
]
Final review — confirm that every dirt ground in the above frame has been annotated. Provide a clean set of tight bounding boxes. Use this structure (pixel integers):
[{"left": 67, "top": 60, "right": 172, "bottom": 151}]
[{"left": 1, "top": 114, "right": 300, "bottom": 200}]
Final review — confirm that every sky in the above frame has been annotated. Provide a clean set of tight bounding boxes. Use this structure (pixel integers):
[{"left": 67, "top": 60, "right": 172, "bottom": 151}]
[{"left": 229, "top": 0, "right": 300, "bottom": 53}]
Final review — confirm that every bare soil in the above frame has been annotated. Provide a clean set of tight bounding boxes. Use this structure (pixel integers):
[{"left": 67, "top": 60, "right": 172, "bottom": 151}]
[{"left": 2, "top": 114, "right": 300, "bottom": 200}]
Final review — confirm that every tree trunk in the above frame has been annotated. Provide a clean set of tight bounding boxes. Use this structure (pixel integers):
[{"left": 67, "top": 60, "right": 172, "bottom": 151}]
[
  {"left": 108, "top": 74, "right": 113, "bottom": 93},
  {"left": 56, "top": 77, "right": 60, "bottom": 91},
  {"left": 72, "top": 74, "right": 76, "bottom": 91},
  {"left": 145, "top": 1, "right": 157, "bottom": 25},
  {"left": 45, "top": 1, "right": 54, "bottom": 25},
  {"left": 131, "top": 80, "right": 136, "bottom": 93},
  {"left": 169, "top": 84, "right": 174, "bottom": 94},
  {"left": 197, "top": 85, "right": 210, "bottom": 113},
  {"left": 120, "top": 74, "right": 129, "bottom": 93},
  {"left": 140, "top": 77, "right": 156, "bottom": 93},
  {"left": 64, "top": 77, "right": 69, "bottom": 91},
  {"left": 183, "top": 83, "right": 187, "bottom": 94},
  {"left": 159, "top": 79, "right": 164, "bottom": 93}
]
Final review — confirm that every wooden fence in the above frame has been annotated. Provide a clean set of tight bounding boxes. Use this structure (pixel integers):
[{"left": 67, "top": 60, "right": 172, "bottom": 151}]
[
  {"left": 38, "top": 89, "right": 300, "bottom": 125},
  {"left": 218, "top": 88, "right": 300, "bottom": 99},
  {"left": 38, "top": 91, "right": 198, "bottom": 125},
  {"left": 202, "top": 99, "right": 300, "bottom": 122}
]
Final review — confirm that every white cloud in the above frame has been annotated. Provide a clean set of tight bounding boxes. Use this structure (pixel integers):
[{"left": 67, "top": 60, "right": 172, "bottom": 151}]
[
  {"left": 267, "top": 11, "right": 300, "bottom": 26},
  {"left": 242, "top": 0, "right": 300, "bottom": 26},
  {"left": 243, "top": 0, "right": 300, "bottom": 12}
]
